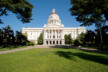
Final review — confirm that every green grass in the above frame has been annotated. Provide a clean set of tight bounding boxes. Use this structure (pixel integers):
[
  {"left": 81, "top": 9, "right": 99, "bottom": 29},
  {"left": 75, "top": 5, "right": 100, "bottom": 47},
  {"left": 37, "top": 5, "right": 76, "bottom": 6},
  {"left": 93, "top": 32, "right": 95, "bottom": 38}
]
[
  {"left": 0, "top": 46, "right": 26, "bottom": 51},
  {"left": 82, "top": 45, "right": 108, "bottom": 50},
  {"left": 0, "top": 48, "right": 108, "bottom": 72}
]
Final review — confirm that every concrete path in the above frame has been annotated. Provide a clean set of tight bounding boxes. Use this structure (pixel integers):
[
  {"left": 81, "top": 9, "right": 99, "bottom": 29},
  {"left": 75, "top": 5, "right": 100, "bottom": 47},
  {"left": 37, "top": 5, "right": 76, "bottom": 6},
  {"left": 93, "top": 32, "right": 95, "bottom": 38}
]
[
  {"left": 0, "top": 45, "right": 51, "bottom": 54},
  {"left": 0, "top": 45, "right": 108, "bottom": 54}
]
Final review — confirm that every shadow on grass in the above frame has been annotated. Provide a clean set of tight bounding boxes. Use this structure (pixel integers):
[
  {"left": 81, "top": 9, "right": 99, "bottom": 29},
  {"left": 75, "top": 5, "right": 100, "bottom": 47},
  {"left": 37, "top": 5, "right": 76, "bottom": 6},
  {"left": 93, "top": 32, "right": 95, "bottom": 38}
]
[
  {"left": 49, "top": 45, "right": 76, "bottom": 49},
  {"left": 78, "top": 48, "right": 108, "bottom": 55},
  {"left": 55, "top": 51, "right": 108, "bottom": 65}
]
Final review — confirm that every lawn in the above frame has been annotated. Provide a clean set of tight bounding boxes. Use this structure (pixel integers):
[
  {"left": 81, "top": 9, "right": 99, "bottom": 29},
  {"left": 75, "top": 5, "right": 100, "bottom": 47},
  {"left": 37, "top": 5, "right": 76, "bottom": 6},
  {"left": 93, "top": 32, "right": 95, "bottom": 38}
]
[{"left": 0, "top": 48, "right": 108, "bottom": 72}]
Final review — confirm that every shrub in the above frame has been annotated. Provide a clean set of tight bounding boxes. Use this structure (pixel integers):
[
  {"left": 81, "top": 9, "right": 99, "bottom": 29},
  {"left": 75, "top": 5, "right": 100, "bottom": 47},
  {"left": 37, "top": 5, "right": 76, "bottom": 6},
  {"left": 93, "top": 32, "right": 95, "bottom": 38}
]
[
  {"left": 29, "top": 41, "right": 35, "bottom": 46},
  {"left": 26, "top": 42, "right": 29, "bottom": 46},
  {"left": 26, "top": 41, "right": 35, "bottom": 46},
  {"left": 74, "top": 39, "right": 81, "bottom": 46}
]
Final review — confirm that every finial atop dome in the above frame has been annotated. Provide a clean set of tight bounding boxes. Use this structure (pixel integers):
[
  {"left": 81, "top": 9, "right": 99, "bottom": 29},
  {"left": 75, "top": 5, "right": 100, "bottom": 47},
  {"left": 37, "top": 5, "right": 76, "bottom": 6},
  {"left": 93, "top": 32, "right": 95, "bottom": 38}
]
[
  {"left": 52, "top": 8, "right": 55, "bottom": 13},
  {"left": 50, "top": 8, "right": 58, "bottom": 15}
]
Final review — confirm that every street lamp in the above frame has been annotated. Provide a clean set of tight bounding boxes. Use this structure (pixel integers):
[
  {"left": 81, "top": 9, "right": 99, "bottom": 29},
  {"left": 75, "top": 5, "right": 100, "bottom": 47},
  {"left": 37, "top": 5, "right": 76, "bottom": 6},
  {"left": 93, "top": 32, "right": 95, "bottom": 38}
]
[{"left": 94, "top": 36, "right": 95, "bottom": 46}]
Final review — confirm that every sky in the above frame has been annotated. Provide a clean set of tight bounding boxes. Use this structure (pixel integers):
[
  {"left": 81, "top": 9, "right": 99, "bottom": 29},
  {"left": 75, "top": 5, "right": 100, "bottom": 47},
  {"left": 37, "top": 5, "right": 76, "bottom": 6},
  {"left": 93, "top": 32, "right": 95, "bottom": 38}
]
[{"left": 0, "top": 0, "right": 100, "bottom": 32}]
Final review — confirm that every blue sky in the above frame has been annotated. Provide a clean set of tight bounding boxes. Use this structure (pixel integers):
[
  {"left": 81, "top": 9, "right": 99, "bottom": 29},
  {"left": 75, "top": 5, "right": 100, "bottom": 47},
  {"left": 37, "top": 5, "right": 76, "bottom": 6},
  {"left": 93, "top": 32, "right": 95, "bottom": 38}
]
[{"left": 0, "top": 0, "right": 99, "bottom": 32}]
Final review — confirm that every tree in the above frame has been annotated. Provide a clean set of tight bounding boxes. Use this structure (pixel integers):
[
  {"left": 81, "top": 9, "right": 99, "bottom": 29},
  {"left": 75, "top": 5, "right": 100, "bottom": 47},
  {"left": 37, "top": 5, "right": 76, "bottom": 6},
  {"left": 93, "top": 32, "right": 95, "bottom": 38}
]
[
  {"left": 15, "top": 31, "right": 28, "bottom": 45},
  {"left": 38, "top": 33, "right": 43, "bottom": 45},
  {"left": 64, "top": 34, "right": 68, "bottom": 44},
  {"left": 69, "top": 0, "right": 108, "bottom": 27},
  {"left": 70, "top": 0, "right": 108, "bottom": 48},
  {"left": 85, "top": 30, "right": 96, "bottom": 45},
  {"left": 0, "top": 0, "right": 34, "bottom": 24},
  {"left": 78, "top": 32, "right": 86, "bottom": 45},
  {"left": 0, "top": 29, "right": 3, "bottom": 45},
  {"left": 2, "top": 25, "right": 14, "bottom": 46},
  {"left": 74, "top": 39, "right": 81, "bottom": 46},
  {"left": 68, "top": 34, "right": 73, "bottom": 44},
  {"left": 95, "top": 26, "right": 108, "bottom": 45},
  {"left": 64, "top": 34, "right": 73, "bottom": 45}
]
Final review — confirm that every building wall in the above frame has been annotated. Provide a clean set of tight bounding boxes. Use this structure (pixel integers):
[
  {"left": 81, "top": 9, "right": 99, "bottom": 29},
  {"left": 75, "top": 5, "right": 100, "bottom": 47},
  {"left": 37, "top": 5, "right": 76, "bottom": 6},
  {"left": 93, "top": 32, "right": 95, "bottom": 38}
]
[
  {"left": 64, "top": 27, "right": 86, "bottom": 39},
  {"left": 22, "top": 27, "right": 85, "bottom": 44},
  {"left": 22, "top": 28, "right": 43, "bottom": 44}
]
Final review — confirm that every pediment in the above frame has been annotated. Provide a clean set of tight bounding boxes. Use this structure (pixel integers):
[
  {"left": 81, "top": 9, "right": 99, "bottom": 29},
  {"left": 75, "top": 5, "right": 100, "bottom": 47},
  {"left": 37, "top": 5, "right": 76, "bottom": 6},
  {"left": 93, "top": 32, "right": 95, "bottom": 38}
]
[{"left": 44, "top": 24, "right": 64, "bottom": 28}]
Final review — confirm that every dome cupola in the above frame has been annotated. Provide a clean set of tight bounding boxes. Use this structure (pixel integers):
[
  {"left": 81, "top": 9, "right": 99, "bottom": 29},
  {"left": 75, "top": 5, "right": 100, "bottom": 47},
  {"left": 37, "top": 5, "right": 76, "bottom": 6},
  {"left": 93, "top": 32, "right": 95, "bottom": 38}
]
[{"left": 47, "top": 9, "right": 61, "bottom": 25}]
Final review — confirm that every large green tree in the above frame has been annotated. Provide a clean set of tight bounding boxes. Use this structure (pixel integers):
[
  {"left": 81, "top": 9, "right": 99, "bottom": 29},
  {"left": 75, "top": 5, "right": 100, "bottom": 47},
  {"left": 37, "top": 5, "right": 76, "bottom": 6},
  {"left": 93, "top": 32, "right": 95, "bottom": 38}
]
[
  {"left": 70, "top": 0, "right": 108, "bottom": 48},
  {"left": 78, "top": 32, "right": 86, "bottom": 45},
  {"left": 38, "top": 33, "right": 43, "bottom": 45},
  {"left": 2, "top": 25, "right": 14, "bottom": 46},
  {"left": 0, "top": 0, "right": 33, "bottom": 24},
  {"left": 65, "top": 34, "right": 73, "bottom": 44},
  {"left": 85, "top": 30, "right": 96, "bottom": 45},
  {"left": 15, "top": 31, "right": 28, "bottom": 45},
  {"left": 70, "top": 0, "right": 108, "bottom": 27}
]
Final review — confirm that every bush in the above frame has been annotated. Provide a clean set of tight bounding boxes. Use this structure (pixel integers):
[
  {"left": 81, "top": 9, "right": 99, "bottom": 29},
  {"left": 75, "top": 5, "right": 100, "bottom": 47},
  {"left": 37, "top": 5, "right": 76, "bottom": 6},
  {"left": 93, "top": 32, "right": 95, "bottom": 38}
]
[
  {"left": 26, "top": 42, "right": 29, "bottom": 46},
  {"left": 26, "top": 41, "right": 35, "bottom": 46},
  {"left": 29, "top": 41, "right": 35, "bottom": 46},
  {"left": 74, "top": 39, "right": 81, "bottom": 46}
]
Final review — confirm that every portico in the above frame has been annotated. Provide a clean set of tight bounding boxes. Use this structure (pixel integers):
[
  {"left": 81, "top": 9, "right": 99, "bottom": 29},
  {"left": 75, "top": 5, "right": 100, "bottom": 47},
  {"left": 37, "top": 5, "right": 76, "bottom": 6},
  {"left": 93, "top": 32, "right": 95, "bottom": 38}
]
[{"left": 43, "top": 28, "right": 64, "bottom": 45}]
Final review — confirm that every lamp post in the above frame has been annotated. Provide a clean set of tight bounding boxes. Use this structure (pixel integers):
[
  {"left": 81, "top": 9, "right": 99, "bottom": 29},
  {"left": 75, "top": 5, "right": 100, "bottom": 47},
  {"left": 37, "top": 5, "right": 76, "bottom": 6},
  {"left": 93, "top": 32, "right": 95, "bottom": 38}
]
[{"left": 94, "top": 36, "right": 95, "bottom": 46}]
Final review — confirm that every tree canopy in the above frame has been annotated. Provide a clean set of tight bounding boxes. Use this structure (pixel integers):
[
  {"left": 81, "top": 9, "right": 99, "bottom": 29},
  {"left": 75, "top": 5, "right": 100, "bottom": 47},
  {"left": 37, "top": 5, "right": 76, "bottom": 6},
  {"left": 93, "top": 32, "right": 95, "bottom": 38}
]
[
  {"left": 0, "top": 0, "right": 34, "bottom": 24},
  {"left": 70, "top": 0, "right": 108, "bottom": 28},
  {"left": 38, "top": 33, "right": 43, "bottom": 45},
  {"left": 65, "top": 34, "right": 73, "bottom": 44}
]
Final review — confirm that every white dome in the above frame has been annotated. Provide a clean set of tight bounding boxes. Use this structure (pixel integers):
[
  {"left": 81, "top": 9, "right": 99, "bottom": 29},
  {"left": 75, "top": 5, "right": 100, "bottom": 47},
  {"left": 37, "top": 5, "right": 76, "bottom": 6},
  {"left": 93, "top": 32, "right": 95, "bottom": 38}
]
[{"left": 47, "top": 9, "right": 61, "bottom": 25}]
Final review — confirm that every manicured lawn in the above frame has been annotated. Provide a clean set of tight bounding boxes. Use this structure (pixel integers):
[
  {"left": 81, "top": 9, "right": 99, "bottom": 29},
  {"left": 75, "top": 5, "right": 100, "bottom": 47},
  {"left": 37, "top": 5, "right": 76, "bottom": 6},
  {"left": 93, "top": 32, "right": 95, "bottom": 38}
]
[
  {"left": 0, "top": 48, "right": 108, "bottom": 72},
  {"left": 0, "top": 46, "right": 26, "bottom": 51}
]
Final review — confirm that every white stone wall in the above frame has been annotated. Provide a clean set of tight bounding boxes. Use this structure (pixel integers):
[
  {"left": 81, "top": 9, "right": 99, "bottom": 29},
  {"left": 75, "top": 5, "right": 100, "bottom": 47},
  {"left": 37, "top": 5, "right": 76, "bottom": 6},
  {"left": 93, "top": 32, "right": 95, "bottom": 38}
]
[
  {"left": 64, "top": 27, "right": 86, "bottom": 39},
  {"left": 22, "top": 28, "right": 43, "bottom": 44}
]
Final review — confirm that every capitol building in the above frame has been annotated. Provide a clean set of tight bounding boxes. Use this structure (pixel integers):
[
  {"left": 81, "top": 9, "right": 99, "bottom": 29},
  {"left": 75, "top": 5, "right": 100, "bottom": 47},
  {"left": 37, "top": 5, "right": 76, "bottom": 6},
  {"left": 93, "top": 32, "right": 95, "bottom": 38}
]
[{"left": 22, "top": 9, "right": 86, "bottom": 45}]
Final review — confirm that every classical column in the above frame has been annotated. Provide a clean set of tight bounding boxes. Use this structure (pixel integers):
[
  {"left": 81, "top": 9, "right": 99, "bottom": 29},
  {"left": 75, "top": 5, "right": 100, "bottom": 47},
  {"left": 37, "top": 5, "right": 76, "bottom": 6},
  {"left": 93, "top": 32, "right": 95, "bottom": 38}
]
[
  {"left": 58, "top": 40, "right": 60, "bottom": 45},
  {"left": 62, "top": 40, "right": 64, "bottom": 45},
  {"left": 57, "top": 30, "right": 58, "bottom": 39},
  {"left": 48, "top": 30, "right": 49, "bottom": 39},
  {"left": 45, "top": 30, "right": 46, "bottom": 39},
  {"left": 55, "top": 40, "right": 56, "bottom": 45},
  {"left": 62, "top": 30, "right": 64, "bottom": 39},
  {"left": 52, "top": 29, "right": 53, "bottom": 39},
  {"left": 54, "top": 29, "right": 56, "bottom": 39},
  {"left": 58, "top": 30, "right": 60, "bottom": 39},
  {"left": 55, "top": 30, "right": 57, "bottom": 39}
]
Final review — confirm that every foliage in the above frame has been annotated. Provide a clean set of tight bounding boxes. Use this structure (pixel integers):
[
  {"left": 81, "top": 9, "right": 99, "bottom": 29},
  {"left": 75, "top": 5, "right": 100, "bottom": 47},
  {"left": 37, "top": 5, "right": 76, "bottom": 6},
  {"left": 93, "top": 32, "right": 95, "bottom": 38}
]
[
  {"left": 84, "top": 30, "right": 96, "bottom": 45},
  {"left": 70, "top": 0, "right": 108, "bottom": 28},
  {"left": 95, "top": 26, "right": 108, "bottom": 45},
  {"left": 0, "top": 48, "right": 108, "bottom": 72},
  {"left": 74, "top": 39, "right": 81, "bottom": 46},
  {"left": 78, "top": 32, "right": 86, "bottom": 45},
  {"left": 0, "top": 25, "right": 14, "bottom": 47},
  {"left": 65, "top": 34, "right": 73, "bottom": 44},
  {"left": 38, "top": 33, "right": 43, "bottom": 45},
  {"left": 26, "top": 41, "right": 35, "bottom": 46},
  {"left": 0, "top": 25, "right": 28, "bottom": 48},
  {"left": 0, "top": 0, "right": 34, "bottom": 24},
  {"left": 15, "top": 31, "right": 28, "bottom": 45}
]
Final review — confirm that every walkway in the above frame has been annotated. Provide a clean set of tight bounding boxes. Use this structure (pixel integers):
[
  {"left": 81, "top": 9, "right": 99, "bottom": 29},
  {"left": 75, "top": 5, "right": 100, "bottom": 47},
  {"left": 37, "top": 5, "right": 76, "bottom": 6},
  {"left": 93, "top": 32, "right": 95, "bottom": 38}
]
[{"left": 0, "top": 45, "right": 108, "bottom": 54}]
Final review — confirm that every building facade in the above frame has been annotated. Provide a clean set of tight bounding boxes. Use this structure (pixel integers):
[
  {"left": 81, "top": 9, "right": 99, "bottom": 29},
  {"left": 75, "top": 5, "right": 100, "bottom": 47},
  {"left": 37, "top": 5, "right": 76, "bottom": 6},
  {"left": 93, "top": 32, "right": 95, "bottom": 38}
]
[{"left": 22, "top": 9, "right": 86, "bottom": 45}]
